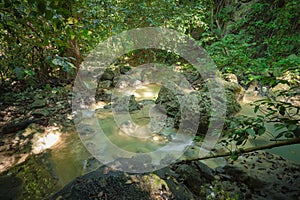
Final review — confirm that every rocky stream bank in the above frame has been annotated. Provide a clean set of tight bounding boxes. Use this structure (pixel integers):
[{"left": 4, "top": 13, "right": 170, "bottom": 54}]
[{"left": 0, "top": 64, "right": 299, "bottom": 199}]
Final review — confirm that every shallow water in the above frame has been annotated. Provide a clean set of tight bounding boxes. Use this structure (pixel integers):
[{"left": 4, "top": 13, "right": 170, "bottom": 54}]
[
  {"left": 83, "top": 83, "right": 170, "bottom": 154},
  {"left": 47, "top": 86, "right": 299, "bottom": 193},
  {"left": 238, "top": 101, "right": 300, "bottom": 164},
  {"left": 76, "top": 82, "right": 223, "bottom": 172},
  {"left": 40, "top": 84, "right": 300, "bottom": 192},
  {"left": 113, "top": 83, "right": 162, "bottom": 101},
  {"left": 49, "top": 132, "right": 92, "bottom": 187}
]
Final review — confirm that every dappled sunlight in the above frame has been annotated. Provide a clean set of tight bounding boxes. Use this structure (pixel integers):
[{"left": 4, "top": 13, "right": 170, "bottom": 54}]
[
  {"left": 133, "top": 84, "right": 161, "bottom": 101},
  {"left": 32, "top": 126, "right": 61, "bottom": 154},
  {"left": 90, "top": 101, "right": 107, "bottom": 110}
]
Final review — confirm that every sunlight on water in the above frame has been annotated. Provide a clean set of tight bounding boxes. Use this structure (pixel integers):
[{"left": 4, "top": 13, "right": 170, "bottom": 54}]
[
  {"left": 97, "top": 105, "right": 170, "bottom": 153},
  {"left": 133, "top": 84, "right": 161, "bottom": 101},
  {"left": 113, "top": 83, "right": 161, "bottom": 101}
]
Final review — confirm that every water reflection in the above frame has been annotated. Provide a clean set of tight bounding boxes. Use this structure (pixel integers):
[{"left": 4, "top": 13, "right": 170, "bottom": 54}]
[{"left": 238, "top": 101, "right": 300, "bottom": 164}]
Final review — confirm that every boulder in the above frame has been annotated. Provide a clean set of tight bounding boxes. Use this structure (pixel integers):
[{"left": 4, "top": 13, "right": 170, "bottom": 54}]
[
  {"left": 155, "top": 78, "right": 242, "bottom": 135},
  {"left": 48, "top": 158, "right": 195, "bottom": 200},
  {"left": 172, "top": 161, "right": 214, "bottom": 195},
  {"left": 96, "top": 80, "right": 112, "bottom": 102},
  {"left": 119, "top": 65, "right": 131, "bottom": 74},
  {"left": 48, "top": 151, "right": 300, "bottom": 200},
  {"left": 111, "top": 95, "right": 141, "bottom": 112}
]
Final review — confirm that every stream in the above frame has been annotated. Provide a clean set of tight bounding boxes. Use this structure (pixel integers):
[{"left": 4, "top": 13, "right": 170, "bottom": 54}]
[
  {"left": 51, "top": 83, "right": 299, "bottom": 189},
  {"left": 2, "top": 83, "right": 299, "bottom": 199}
]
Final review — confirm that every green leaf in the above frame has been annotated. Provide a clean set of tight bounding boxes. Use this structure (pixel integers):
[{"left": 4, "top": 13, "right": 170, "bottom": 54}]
[
  {"left": 257, "top": 127, "right": 266, "bottom": 135},
  {"left": 284, "top": 131, "right": 294, "bottom": 138},
  {"left": 24, "top": 69, "right": 35, "bottom": 76},
  {"left": 253, "top": 124, "right": 264, "bottom": 135},
  {"left": 288, "top": 124, "right": 297, "bottom": 131},
  {"left": 279, "top": 106, "right": 286, "bottom": 116},
  {"left": 230, "top": 151, "right": 239, "bottom": 161},
  {"left": 254, "top": 105, "right": 259, "bottom": 113},
  {"left": 45, "top": 84, "right": 51, "bottom": 91},
  {"left": 13, "top": 66, "right": 24, "bottom": 79},
  {"left": 246, "top": 128, "right": 255, "bottom": 136},
  {"left": 275, "top": 131, "right": 284, "bottom": 139},
  {"left": 274, "top": 123, "right": 286, "bottom": 130},
  {"left": 236, "top": 140, "right": 243, "bottom": 145}
]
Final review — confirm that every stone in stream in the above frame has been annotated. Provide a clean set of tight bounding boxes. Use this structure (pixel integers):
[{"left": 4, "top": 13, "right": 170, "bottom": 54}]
[
  {"left": 111, "top": 95, "right": 141, "bottom": 112},
  {"left": 118, "top": 120, "right": 168, "bottom": 143},
  {"left": 155, "top": 78, "right": 242, "bottom": 135}
]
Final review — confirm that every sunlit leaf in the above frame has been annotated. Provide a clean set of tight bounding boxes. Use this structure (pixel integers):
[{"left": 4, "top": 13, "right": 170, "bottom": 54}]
[{"left": 246, "top": 128, "right": 255, "bottom": 136}]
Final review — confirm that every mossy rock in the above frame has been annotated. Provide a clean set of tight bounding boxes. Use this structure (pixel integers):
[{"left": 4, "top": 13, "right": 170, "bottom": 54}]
[
  {"left": 49, "top": 159, "right": 195, "bottom": 200},
  {"left": 155, "top": 78, "right": 241, "bottom": 135}
]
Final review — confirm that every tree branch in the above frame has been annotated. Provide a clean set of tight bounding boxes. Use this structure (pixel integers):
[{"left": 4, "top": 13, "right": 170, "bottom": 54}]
[{"left": 179, "top": 138, "right": 300, "bottom": 164}]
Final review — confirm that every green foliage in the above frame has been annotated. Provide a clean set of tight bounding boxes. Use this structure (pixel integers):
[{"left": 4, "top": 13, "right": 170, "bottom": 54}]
[
  {"left": 0, "top": 0, "right": 213, "bottom": 87},
  {"left": 224, "top": 77, "right": 299, "bottom": 151},
  {"left": 252, "top": 86, "right": 300, "bottom": 140},
  {"left": 223, "top": 114, "right": 266, "bottom": 147},
  {"left": 207, "top": 0, "right": 300, "bottom": 86},
  {"left": 208, "top": 0, "right": 300, "bottom": 156},
  {"left": 0, "top": 0, "right": 108, "bottom": 86}
]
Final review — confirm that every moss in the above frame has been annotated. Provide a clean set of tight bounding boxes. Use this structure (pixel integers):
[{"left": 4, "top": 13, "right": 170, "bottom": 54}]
[{"left": 2, "top": 152, "right": 59, "bottom": 200}]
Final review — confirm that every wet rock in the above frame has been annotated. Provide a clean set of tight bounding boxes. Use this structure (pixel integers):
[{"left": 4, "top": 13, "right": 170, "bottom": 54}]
[
  {"left": 96, "top": 90, "right": 112, "bottom": 102},
  {"left": 82, "top": 157, "right": 102, "bottom": 174},
  {"left": 100, "top": 69, "right": 114, "bottom": 81},
  {"left": 138, "top": 99, "right": 155, "bottom": 106},
  {"left": 111, "top": 95, "right": 141, "bottom": 112},
  {"left": 155, "top": 78, "right": 241, "bottom": 135},
  {"left": 49, "top": 158, "right": 195, "bottom": 200},
  {"left": 98, "top": 80, "right": 112, "bottom": 90},
  {"left": 49, "top": 150, "right": 300, "bottom": 200},
  {"left": 223, "top": 73, "right": 239, "bottom": 84},
  {"left": 2, "top": 153, "right": 59, "bottom": 199},
  {"left": 96, "top": 80, "right": 113, "bottom": 102},
  {"left": 223, "top": 74, "right": 245, "bottom": 100},
  {"left": 194, "top": 161, "right": 215, "bottom": 181},
  {"left": 154, "top": 86, "right": 180, "bottom": 119},
  {"left": 172, "top": 161, "right": 214, "bottom": 195}
]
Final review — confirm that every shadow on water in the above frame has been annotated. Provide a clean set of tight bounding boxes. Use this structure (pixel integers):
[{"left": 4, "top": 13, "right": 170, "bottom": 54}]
[{"left": 238, "top": 101, "right": 300, "bottom": 164}]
